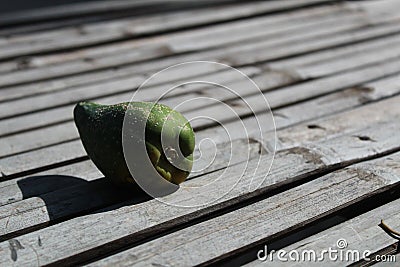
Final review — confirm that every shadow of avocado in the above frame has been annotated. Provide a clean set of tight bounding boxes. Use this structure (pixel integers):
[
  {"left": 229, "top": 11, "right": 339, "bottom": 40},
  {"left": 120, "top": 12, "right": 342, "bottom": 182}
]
[{"left": 15, "top": 175, "right": 152, "bottom": 225}]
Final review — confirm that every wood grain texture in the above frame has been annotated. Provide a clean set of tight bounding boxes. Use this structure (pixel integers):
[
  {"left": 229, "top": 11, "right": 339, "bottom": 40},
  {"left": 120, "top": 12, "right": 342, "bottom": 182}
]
[
  {"left": 0, "top": 0, "right": 335, "bottom": 26},
  {"left": 86, "top": 153, "right": 400, "bottom": 266},
  {"left": 0, "top": 65, "right": 261, "bottom": 122},
  {"left": 1, "top": 0, "right": 400, "bottom": 265},
  {"left": 0, "top": 3, "right": 348, "bottom": 60},
  {"left": 246, "top": 197, "right": 400, "bottom": 266},
  {"left": 1, "top": 83, "right": 399, "bottom": 221},
  {"left": 2, "top": 69, "right": 400, "bottom": 178},
  {"left": 1, "top": 3, "right": 397, "bottom": 88},
  {"left": 2, "top": 42, "right": 400, "bottom": 151},
  {"left": 1, "top": 80, "right": 399, "bottom": 238},
  {"left": 1, "top": 119, "right": 400, "bottom": 266},
  {"left": 0, "top": 138, "right": 264, "bottom": 240}
]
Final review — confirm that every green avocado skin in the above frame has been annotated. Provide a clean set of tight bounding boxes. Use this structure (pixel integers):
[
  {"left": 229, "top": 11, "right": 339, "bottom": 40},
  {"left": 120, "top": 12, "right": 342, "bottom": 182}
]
[{"left": 73, "top": 101, "right": 195, "bottom": 186}]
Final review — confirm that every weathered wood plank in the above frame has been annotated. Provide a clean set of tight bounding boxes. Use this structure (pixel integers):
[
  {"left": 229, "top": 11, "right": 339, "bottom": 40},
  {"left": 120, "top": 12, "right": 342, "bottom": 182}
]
[
  {"left": 3, "top": 42, "right": 400, "bottom": 139},
  {"left": 268, "top": 32, "right": 400, "bottom": 70},
  {"left": 1, "top": 1, "right": 306, "bottom": 44},
  {"left": 0, "top": 5, "right": 356, "bottom": 61},
  {"left": 0, "top": 3, "right": 348, "bottom": 60},
  {"left": 0, "top": 65, "right": 262, "bottom": 138},
  {"left": 270, "top": 33, "right": 400, "bottom": 78},
  {"left": 14, "top": 4, "right": 352, "bottom": 68},
  {"left": 295, "top": 40, "right": 400, "bottom": 79},
  {"left": 0, "top": 65, "right": 261, "bottom": 122},
  {"left": 0, "top": 140, "right": 86, "bottom": 178},
  {"left": 1, "top": 122, "right": 399, "bottom": 266},
  {"left": 1, "top": 76, "right": 399, "bottom": 205},
  {"left": 196, "top": 75, "right": 400, "bottom": 148},
  {"left": 2, "top": 70, "right": 400, "bottom": 178},
  {"left": 1, "top": 77, "right": 398, "bottom": 218},
  {"left": 0, "top": 138, "right": 263, "bottom": 240},
  {"left": 246, "top": 197, "right": 400, "bottom": 266},
  {"left": 0, "top": 160, "right": 101, "bottom": 206},
  {"left": 1, "top": 6, "right": 397, "bottom": 88},
  {"left": 187, "top": 57, "right": 400, "bottom": 129},
  {"left": 88, "top": 152, "right": 400, "bottom": 266},
  {"left": 0, "top": 0, "right": 335, "bottom": 27},
  {"left": 3, "top": 23, "right": 400, "bottom": 105}
]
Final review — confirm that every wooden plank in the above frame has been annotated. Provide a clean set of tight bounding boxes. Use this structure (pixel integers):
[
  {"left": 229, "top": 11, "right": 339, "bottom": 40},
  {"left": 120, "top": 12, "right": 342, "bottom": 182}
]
[
  {"left": 11, "top": 3, "right": 351, "bottom": 68},
  {"left": 0, "top": 160, "right": 101, "bottom": 206},
  {"left": 1, "top": 82, "right": 399, "bottom": 238},
  {"left": 0, "top": 138, "right": 263, "bottom": 240},
  {"left": 0, "top": 63, "right": 376, "bottom": 158},
  {"left": 0, "top": 140, "right": 86, "bottom": 178},
  {"left": 268, "top": 32, "right": 400, "bottom": 72},
  {"left": 1, "top": 75, "right": 399, "bottom": 202},
  {"left": 3, "top": 24, "right": 400, "bottom": 104},
  {"left": 245, "top": 198, "right": 400, "bottom": 266},
  {"left": 0, "top": 60, "right": 259, "bottom": 104},
  {"left": 186, "top": 57, "right": 400, "bottom": 129},
  {"left": 1, "top": 7, "right": 396, "bottom": 88},
  {"left": 0, "top": 138, "right": 260, "bottom": 207},
  {"left": 2, "top": 69, "right": 400, "bottom": 178},
  {"left": 1, "top": 21, "right": 400, "bottom": 134},
  {"left": 1, "top": 77, "right": 398, "bottom": 208},
  {"left": 0, "top": 3, "right": 348, "bottom": 60},
  {"left": 0, "top": 5, "right": 356, "bottom": 61},
  {"left": 4, "top": 39, "right": 400, "bottom": 138},
  {"left": 295, "top": 39, "right": 400, "bottom": 79},
  {"left": 218, "top": 20, "right": 400, "bottom": 67},
  {"left": 0, "top": 0, "right": 335, "bottom": 26},
  {"left": 0, "top": 65, "right": 261, "bottom": 122},
  {"left": 0, "top": 122, "right": 399, "bottom": 266},
  {"left": 196, "top": 75, "right": 400, "bottom": 148},
  {"left": 88, "top": 152, "right": 400, "bottom": 266}
]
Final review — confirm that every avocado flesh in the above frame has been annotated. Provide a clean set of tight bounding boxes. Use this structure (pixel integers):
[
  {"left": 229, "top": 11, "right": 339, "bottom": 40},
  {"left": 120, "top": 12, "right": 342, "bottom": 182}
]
[{"left": 73, "top": 101, "right": 195, "bottom": 186}]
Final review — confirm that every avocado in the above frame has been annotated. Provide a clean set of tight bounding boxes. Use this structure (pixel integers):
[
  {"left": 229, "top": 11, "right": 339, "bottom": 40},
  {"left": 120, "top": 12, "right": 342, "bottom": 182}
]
[{"left": 73, "top": 101, "right": 195, "bottom": 187}]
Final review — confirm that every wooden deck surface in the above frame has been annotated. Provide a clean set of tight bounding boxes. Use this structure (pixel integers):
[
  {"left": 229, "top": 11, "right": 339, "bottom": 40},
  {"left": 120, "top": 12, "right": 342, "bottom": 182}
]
[{"left": 1, "top": 0, "right": 400, "bottom": 266}]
